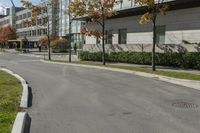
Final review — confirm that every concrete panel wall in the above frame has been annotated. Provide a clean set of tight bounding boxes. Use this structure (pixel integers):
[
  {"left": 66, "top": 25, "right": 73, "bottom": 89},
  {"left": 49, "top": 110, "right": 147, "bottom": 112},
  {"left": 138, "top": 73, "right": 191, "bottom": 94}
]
[
  {"left": 110, "top": 6, "right": 200, "bottom": 44},
  {"left": 84, "top": 7, "right": 200, "bottom": 52}
]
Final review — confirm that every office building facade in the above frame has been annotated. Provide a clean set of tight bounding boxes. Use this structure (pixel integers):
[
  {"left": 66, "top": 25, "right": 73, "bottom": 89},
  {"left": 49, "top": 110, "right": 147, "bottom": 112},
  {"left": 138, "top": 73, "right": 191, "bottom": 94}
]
[
  {"left": 0, "top": 4, "right": 59, "bottom": 48},
  {"left": 83, "top": 0, "right": 200, "bottom": 53}
]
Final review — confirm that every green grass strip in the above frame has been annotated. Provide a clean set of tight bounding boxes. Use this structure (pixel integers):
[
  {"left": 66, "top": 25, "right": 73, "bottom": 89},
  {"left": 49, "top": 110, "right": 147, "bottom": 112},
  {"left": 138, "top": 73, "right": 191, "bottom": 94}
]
[{"left": 0, "top": 71, "right": 22, "bottom": 133}]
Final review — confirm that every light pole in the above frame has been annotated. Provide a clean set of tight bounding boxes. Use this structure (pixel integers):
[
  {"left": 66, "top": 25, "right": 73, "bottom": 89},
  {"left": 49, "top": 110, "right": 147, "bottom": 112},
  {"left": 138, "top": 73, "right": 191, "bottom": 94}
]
[{"left": 68, "top": 0, "right": 72, "bottom": 62}]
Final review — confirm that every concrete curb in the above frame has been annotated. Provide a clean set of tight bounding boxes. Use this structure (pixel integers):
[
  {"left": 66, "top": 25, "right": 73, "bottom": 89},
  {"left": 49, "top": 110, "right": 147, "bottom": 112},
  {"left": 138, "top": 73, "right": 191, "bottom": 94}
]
[
  {"left": 42, "top": 60, "right": 200, "bottom": 91},
  {"left": 0, "top": 68, "right": 29, "bottom": 133},
  {"left": 11, "top": 112, "right": 27, "bottom": 133}
]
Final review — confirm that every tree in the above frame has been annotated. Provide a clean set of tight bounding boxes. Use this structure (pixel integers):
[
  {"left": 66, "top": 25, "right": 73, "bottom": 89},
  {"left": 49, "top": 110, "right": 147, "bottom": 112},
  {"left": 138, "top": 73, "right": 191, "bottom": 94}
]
[
  {"left": 38, "top": 34, "right": 58, "bottom": 47},
  {"left": 20, "top": 0, "right": 59, "bottom": 60},
  {"left": 69, "top": 0, "right": 120, "bottom": 65},
  {"left": 135, "top": 0, "right": 168, "bottom": 71},
  {"left": 0, "top": 25, "right": 17, "bottom": 48},
  {"left": 51, "top": 38, "right": 68, "bottom": 49}
]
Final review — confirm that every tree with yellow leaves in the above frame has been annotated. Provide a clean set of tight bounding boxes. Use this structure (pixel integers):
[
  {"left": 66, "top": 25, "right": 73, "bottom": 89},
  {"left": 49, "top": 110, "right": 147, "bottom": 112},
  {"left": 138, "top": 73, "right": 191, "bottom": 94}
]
[
  {"left": 20, "top": 0, "right": 59, "bottom": 60},
  {"left": 69, "top": 0, "right": 121, "bottom": 65},
  {"left": 135, "top": 0, "right": 169, "bottom": 71}
]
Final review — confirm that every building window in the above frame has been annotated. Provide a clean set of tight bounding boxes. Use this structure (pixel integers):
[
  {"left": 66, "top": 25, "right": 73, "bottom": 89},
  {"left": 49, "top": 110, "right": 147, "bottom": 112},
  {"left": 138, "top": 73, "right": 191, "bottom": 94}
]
[
  {"left": 118, "top": 29, "right": 127, "bottom": 44},
  {"left": 37, "top": 29, "right": 42, "bottom": 36},
  {"left": 96, "top": 37, "right": 101, "bottom": 44},
  {"left": 19, "top": 15, "right": 22, "bottom": 20},
  {"left": 156, "top": 25, "right": 166, "bottom": 46},
  {"left": 32, "top": 20, "right": 36, "bottom": 26},
  {"left": 42, "top": 29, "right": 47, "bottom": 35},
  {"left": 32, "top": 30, "right": 36, "bottom": 36},
  {"left": 27, "top": 12, "right": 31, "bottom": 18},
  {"left": 28, "top": 31, "right": 31, "bottom": 36},
  {"left": 105, "top": 30, "right": 112, "bottom": 44},
  {"left": 37, "top": 19, "right": 42, "bottom": 25},
  {"left": 23, "top": 13, "right": 27, "bottom": 19},
  {"left": 122, "top": 0, "right": 132, "bottom": 8}
]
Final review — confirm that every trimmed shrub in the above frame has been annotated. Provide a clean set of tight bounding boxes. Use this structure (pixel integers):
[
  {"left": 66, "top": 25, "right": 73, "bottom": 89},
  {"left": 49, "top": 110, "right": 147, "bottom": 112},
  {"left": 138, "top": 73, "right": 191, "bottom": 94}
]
[{"left": 79, "top": 51, "right": 200, "bottom": 70}]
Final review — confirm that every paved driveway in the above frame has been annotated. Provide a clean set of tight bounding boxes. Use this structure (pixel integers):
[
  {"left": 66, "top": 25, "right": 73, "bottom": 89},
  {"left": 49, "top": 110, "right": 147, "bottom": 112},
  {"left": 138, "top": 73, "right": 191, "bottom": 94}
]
[{"left": 0, "top": 53, "right": 200, "bottom": 133}]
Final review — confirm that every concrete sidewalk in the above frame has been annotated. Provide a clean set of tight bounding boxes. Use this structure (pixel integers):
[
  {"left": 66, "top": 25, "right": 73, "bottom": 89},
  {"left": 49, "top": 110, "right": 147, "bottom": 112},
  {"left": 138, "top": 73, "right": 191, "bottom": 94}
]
[{"left": 108, "top": 62, "right": 200, "bottom": 75}]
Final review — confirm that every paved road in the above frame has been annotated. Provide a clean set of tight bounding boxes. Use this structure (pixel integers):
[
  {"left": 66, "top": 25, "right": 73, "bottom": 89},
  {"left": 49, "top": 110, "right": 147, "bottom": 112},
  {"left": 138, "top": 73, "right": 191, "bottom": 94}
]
[{"left": 1, "top": 53, "right": 200, "bottom": 133}]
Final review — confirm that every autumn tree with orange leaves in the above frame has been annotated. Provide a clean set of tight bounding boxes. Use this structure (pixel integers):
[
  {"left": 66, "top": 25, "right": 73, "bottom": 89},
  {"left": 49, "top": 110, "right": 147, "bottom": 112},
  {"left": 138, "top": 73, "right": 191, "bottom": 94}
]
[
  {"left": 69, "top": 0, "right": 121, "bottom": 65},
  {"left": 135, "top": 0, "right": 169, "bottom": 71},
  {"left": 0, "top": 25, "right": 17, "bottom": 48}
]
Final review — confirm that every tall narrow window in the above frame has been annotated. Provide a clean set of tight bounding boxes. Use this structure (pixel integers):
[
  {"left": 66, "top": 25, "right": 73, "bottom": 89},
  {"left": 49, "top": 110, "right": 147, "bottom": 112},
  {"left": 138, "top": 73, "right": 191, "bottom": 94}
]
[
  {"left": 118, "top": 29, "right": 127, "bottom": 44},
  {"left": 96, "top": 37, "right": 101, "bottom": 44},
  {"left": 156, "top": 25, "right": 166, "bottom": 46},
  {"left": 105, "top": 30, "right": 112, "bottom": 44}
]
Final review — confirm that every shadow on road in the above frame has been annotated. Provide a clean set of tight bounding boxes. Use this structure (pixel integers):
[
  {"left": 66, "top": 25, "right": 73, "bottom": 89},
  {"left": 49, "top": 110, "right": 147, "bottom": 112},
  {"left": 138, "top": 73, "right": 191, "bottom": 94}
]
[
  {"left": 24, "top": 114, "right": 32, "bottom": 133},
  {"left": 28, "top": 86, "right": 33, "bottom": 108}
]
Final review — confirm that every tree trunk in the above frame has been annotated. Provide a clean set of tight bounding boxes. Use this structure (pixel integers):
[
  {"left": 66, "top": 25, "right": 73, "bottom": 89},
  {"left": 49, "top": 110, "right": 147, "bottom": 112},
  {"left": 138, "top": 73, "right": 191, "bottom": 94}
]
[
  {"left": 47, "top": 20, "right": 51, "bottom": 60},
  {"left": 152, "top": 15, "right": 157, "bottom": 71},
  {"left": 69, "top": 21, "right": 72, "bottom": 62},
  {"left": 102, "top": 8, "right": 106, "bottom": 65}
]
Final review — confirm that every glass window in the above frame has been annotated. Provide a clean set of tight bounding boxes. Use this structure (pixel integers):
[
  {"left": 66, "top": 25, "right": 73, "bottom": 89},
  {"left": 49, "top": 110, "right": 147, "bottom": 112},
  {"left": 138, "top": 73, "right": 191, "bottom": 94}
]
[
  {"left": 96, "top": 37, "right": 101, "bottom": 44},
  {"left": 156, "top": 25, "right": 166, "bottom": 46},
  {"left": 122, "top": 0, "right": 132, "bottom": 8},
  {"left": 27, "top": 12, "right": 31, "bottom": 18},
  {"left": 23, "top": 14, "right": 27, "bottom": 19},
  {"left": 106, "top": 30, "right": 112, "bottom": 44},
  {"left": 32, "top": 30, "right": 36, "bottom": 36},
  {"left": 118, "top": 29, "right": 127, "bottom": 44}
]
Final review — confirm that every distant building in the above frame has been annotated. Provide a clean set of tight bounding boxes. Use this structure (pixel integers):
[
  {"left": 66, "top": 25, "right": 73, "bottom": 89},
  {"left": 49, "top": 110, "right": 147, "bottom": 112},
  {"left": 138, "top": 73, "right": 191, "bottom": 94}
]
[
  {"left": 0, "top": 1, "right": 84, "bottom": 49},
  {"left": 59, "top": 0, "right": 85, "bottom": 49},
  {"left": 0, "top": 5, "right": 59, "bottom": 48}
]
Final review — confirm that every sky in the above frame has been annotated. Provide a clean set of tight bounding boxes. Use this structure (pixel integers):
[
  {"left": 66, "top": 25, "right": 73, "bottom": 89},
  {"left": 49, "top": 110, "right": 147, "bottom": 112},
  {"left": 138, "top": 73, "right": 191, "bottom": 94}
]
[
  {"left": 0, "top": 0, "right": 41, "bottom": 7},
  {"left": 0, "top": 0, "right": 40, "bottom": 14}
]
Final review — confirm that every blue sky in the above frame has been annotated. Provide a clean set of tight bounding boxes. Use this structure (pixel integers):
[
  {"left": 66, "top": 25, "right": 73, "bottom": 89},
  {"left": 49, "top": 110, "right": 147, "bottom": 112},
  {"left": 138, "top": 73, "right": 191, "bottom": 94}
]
[{"left": 0, "top": 0, "right": 40, "bottom": 7}]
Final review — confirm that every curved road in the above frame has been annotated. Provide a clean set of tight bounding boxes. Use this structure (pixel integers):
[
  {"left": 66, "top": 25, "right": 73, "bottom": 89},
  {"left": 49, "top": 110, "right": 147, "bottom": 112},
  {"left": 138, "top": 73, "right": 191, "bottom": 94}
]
[{"left": 0, "top": 53, "right": 200, "bottom": 133}]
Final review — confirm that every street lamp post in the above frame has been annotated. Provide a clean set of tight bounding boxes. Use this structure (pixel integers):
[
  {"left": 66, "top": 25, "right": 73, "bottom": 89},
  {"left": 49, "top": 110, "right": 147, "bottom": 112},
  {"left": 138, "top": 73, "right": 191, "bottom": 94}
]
[{"left": 68, "top": 0, "right": 72, "bottom": 62}]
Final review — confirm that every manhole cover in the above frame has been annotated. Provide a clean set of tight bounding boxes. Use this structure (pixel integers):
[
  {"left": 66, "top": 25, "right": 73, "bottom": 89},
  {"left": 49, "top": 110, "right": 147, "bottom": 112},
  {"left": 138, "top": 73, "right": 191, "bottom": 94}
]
[{"left": 172, "top": 102, "right": 198, "bottom": 109}]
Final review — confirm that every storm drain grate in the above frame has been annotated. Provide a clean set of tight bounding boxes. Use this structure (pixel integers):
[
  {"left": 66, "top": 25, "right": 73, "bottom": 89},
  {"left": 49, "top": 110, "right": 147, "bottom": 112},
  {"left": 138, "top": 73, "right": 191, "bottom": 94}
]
[{"left": 172, "top": 102, "right": 198, "bottom": 109}]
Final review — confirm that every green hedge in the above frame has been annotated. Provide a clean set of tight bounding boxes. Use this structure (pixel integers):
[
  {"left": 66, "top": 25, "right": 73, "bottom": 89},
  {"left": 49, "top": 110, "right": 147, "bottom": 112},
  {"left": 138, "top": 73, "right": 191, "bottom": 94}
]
[{"left": 79, "top": 51, "right": 200, "bottom": 70}]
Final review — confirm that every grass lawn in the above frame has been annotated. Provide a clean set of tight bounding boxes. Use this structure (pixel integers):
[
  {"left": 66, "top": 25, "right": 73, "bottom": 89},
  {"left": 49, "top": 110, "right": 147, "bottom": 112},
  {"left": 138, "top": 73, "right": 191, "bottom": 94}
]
[
  {"left": 47, "top": 60, "right": 200, "bottom": 81},
  {"left": 0, "top": 71, "right": 22, "bottom": 133}
]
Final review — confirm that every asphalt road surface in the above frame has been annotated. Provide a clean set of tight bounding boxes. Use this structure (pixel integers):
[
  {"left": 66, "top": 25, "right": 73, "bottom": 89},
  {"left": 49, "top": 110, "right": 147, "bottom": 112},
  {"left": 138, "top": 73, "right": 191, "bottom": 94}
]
[{"left": 0, "top": 53, "right": 200, "bottom": 133}]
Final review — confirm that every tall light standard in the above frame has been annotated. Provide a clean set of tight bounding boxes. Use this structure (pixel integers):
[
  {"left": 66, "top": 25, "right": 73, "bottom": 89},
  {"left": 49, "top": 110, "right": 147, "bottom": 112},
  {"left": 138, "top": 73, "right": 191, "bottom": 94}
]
[
  {"left": 10, "top": 0, "right": 16, "bottom": 29},
  {"left": 68, "top": 0, "right": 72, "bottom": 62},
  {"left": 10, "top": 0, "right": 15, "bottom": 7}
]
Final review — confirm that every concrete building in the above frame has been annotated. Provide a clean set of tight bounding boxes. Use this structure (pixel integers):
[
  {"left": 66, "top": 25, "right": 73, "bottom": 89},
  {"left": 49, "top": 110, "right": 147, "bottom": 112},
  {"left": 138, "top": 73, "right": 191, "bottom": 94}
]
[
  {"left": 83, "top": 0, "right": 200, "bottom": 53},
  {"left": 0, "top": 4, "right": 59, "bottom": 48},
  {"left": 0, "top": 0, "right": 83, "bottom": 49},
  {"left": 59, "top": 0, "right": 85, "bottom": 49}
]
